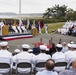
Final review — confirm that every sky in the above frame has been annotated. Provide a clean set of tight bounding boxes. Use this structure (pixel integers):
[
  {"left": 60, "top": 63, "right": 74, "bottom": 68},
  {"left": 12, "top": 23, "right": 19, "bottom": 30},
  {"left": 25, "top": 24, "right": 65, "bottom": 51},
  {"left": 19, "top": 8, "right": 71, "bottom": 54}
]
[{"left": 0, "top": 0, "right": 76, "bottom": 14}]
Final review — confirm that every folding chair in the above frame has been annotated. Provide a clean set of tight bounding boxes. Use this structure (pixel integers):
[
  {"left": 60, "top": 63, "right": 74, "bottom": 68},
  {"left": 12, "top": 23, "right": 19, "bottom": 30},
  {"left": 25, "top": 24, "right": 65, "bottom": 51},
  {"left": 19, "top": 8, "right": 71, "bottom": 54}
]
[
  {"left": 66, "top": 58, "right": 76, "bottom": 69},
  {"left": 67, "top": 62, "right": 72, "bottom": 69},
  {"left": 54, "top": 62, "right": 67, "bottom": 73},
  {"left": 0, "top": 57, "right": 11, "bottom": 75},
  {"left": 16, "top": 62, "right": 32, "bottom": 75},
  {"left": 34, "top": 62, "right": 46, "bottom": 75}
]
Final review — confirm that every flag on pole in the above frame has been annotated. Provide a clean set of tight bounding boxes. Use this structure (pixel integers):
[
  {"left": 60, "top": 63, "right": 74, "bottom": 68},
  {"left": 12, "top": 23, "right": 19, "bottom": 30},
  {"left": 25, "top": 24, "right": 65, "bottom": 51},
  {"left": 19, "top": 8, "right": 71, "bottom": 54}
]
[
  {"left": 40, "top": 21, "right": 44, "bottom": 29},
  {"left": 27, "top": 19, "right": 30, "bottom": 28},
  {"left": 19, "top": 19, "right": 23, "bottom": 26},
  {"left": 14, "top": 20, "right": 16, "bottom": 26},
  {"left": 38, "top": 21, "right": 42, "bottom": 34}
]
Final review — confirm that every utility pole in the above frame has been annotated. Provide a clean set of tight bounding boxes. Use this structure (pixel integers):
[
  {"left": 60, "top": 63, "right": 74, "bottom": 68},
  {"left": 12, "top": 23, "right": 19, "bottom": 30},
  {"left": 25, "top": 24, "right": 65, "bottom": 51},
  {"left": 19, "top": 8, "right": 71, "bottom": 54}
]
[{"left": 19, "top": 0, "right": 21, "bottom": 26}]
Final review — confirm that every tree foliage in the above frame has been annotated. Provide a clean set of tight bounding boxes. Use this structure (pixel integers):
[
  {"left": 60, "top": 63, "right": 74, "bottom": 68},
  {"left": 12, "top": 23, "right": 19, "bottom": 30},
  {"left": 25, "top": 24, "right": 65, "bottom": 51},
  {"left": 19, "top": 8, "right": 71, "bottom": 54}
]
[
  {"left": 43, "top": 4, "right": 76, "bottom": 21},
  {"left": 43, "top": 4, "right": 67, "bottom": 18}
]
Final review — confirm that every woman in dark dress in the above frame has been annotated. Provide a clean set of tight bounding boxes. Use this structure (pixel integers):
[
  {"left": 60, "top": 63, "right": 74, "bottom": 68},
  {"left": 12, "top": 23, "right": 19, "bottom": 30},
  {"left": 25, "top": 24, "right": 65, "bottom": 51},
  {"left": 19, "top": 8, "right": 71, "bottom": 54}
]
[{"left": 49, "top": 42, "right": 57, "bottom": 56}]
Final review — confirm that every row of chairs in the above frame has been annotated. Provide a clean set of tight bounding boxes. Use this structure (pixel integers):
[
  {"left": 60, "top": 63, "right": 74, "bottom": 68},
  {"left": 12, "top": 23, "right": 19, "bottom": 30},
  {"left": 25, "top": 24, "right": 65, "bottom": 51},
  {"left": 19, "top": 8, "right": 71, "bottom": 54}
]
[{"left": 0, "top": 60, "right": 72, "bottom": 75}]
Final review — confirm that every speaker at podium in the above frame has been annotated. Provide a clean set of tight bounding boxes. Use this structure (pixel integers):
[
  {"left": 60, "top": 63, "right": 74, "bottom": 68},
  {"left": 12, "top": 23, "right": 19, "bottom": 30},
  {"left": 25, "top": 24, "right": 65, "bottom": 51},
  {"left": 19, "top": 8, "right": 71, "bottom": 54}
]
[{"left": 2, "top": 25, "right": 8, "bottom": 36}]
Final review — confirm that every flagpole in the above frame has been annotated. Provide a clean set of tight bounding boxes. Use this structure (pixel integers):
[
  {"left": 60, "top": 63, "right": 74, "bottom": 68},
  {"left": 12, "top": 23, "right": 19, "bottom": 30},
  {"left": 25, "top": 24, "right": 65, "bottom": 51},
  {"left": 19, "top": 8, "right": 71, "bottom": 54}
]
[{"left": 19, "top": 0, "right": 21, "bottom": 26}]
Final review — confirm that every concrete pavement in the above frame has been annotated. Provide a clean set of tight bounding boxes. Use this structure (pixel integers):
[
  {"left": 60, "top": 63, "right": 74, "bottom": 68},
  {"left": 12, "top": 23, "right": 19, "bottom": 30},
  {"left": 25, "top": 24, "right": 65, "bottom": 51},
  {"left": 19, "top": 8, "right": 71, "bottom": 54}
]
[{"left": 0, "top": 33, "right": 76, "bottom": 53}]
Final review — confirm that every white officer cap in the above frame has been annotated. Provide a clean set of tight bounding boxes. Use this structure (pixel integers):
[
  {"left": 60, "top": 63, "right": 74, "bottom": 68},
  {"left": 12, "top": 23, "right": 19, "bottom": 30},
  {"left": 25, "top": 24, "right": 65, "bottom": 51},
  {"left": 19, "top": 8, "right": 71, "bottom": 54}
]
[
  {"left": 0, "top": 41, "right": 8, "bottom": 46},
  {"left": 71, "top": 44, "right": 76, "bottom": 48},
  {"left": 46, "top": 48, "right": 49, "bottom": 51},
  {"left": 22, "top": 44, "right": 30, "bottom": 49},
  {"left": 40, "top": 45, "right": 47, "bottom": 50},
  {"left": 14, "top": 49, "right": 20, "bottom": 53},
  {"left": 67, "top": 43, "right": 72, "bottom": 47},
  {"left": 56, "top": 44, "right": 62, "bottom": 48},
  {"left": 28, "top": 49, "right": 33, "bottom": 52},
  {"left": 70, "top": 41, "right": 74, "bottom": 44}
]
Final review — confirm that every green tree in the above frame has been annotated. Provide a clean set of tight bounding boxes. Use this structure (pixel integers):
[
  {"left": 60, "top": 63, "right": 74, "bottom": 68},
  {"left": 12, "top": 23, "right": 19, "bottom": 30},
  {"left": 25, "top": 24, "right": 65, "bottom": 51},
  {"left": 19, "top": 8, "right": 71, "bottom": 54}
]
[
  {"left": 65, "top": 8, "right": 76, "bottom": 20},
  {"left": 43, "top": 4, "right": 67, "bottom": 18},
  {"left": 43, "top": 8, "right": 52, "bottom": 18}
]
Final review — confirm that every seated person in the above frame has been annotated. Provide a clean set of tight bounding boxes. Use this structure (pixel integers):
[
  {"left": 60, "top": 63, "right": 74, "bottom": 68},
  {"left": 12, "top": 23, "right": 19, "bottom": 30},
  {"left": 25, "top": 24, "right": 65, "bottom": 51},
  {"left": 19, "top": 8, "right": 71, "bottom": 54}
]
[
  {"left": 37, "top": 38, "right": 44, "bottom": 47},
  {"left": 33, "top": 45, "right": 51, "bottom": 72},
  {"left": 59, "top": 59, "right": 76, "bottom": 75},
  {"left": 32, "top": 43, "right": 40, "bottom": 55},
  {"left": 16, "top": 25, "right": 22, "bottom": 33},
  {"left": 61, "top": 42, "right": 68, "bottom": 53},
  {"left": 21, "top": 25, "right": 28, "bottom": 33},
  {"left": 36, "top": 59, "right": 58, "bottom": 75},
  {"left": 12, "top": 25, "right": 18, "bottom": 33},
  {"left": 0, "top": 41, "right": 13, "bottom": 74},
  {"left": 14, "top": 44, "right": 33, "bottom": 73},
  {"left": 52, "top": 44, "right": 66, "bottom": 72}
]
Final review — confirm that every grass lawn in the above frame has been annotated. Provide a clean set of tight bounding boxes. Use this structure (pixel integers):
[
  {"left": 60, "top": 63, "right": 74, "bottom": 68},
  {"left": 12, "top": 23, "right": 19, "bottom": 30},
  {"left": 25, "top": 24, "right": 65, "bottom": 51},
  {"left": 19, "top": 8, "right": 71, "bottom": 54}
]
[{"left": 42, "top": 22, "right": 65, "bottom": 33}]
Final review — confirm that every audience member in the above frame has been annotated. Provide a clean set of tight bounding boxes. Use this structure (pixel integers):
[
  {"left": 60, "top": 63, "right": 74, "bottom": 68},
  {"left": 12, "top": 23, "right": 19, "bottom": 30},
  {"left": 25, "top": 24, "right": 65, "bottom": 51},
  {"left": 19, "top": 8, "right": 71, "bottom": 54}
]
[
  {"left": 64, "top": 43, "right": 76, "bottom": 68},
  {"left": 59, "top": 59, "right": 76, "bottom": 75},
  {"left": 49, "top": 42, "right": 56, "bottom": 55},
  {"left": 61, "top": 42, "right": 68, "bottom": 53},
  {"left": 28, "top": 49, "right": 35, "bottom": 57},
  {"left": 0, "top": 41, "right": 13, "bottom": 73},
  {"left": 45, "top": 24, "right": 48, "bottom": 34},
  {"left": 46, "top": 40, "right": 52, "bottom": 49},
  {"left": 52, "top": 44, "right": 65, "bottom": 72},
  {"left": 36, "top": 59, "right": 58, "bottom": 75},
  {"left": 64, "top": 43, "right": 73, "bottom": 63},
  {"left": 33, "top": 43, "right": 40, "bottom": 55},
  {"left": 37, "top": 38, "right": 44, "bottom": 47},
  {"left": 33, "top": 45, "right": 51, "bottom": 71},
  {"left": 14, "top": 44, "right": 33, "bottom": 73},
  {"left": 12, "top": 49, "right": 21, "bottom": 70},
  {"left": 12, "top": 49, "right": 21, "bottom": 56}
]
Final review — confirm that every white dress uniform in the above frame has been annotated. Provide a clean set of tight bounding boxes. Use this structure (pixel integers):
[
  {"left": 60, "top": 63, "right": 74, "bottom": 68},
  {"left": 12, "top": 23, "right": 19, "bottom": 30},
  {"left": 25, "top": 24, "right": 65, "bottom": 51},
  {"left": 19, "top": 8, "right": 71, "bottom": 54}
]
[
  {"left": 12, "top": 26, "right": 18, "bottom": 33},
  {"left": 0, "top": 21, "right": 5, "bottom": 35},
  {"left": 0, "top": 42, "right": 12, "bottom": 73},
  {"left": 15, "top": 51, "right": 33, "bottom": 73},
  {"left": 0, "top": 50, "right": 12, "bottom": 73},
  {"left": 33, "top": 45, "right": 51, "bottom": 71},
  {"left": 52, "top": 52, "right": 65, "bottom": 72},
  {"left": 45, "top": 25, "right": 48, "bottom": 34},
  {"left": 64, "top": 51, "right": 73, "bottom": 66},
  {"left": 58, "top": 28, "right": 61, "bottom": 33},
  {"left": 33, "top": 53, "right": 51, "bottom": 71},
  {"left": 64, "top": 44, "right": 76, "bottom": 64},
  {"left": 66, "top": 44, "right": 76, "bottom": 69},
  {"left": 21, "top": 25, "right": 28, "bottom": 33},
  {"left": 28, "top": 49, "right": 35, "bottom": 58},
  {"left": 64, "top": 43, "right": 73, "bottom": 64},
  {"left": 0, "top": 21, "right": 5, "bottom": 28},
  {"left": 28, "top": 49, "right": 36, "bottom": 72},
  {"left": 17, "top": 26, "right": 22, "bottom": 33},
  {"left": 15, "top": 44, "right": 33, "bottom": 73},
  {"left": 12, "top": 49, "right": 21, "bottom": 70}
]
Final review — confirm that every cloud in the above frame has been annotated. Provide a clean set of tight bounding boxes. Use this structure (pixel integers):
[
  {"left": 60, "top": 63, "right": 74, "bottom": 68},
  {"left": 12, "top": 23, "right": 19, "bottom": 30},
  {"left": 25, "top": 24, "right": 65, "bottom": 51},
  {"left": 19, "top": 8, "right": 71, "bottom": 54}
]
[{"left": 0, "top": 0, "right": 76, "bottom": 13}]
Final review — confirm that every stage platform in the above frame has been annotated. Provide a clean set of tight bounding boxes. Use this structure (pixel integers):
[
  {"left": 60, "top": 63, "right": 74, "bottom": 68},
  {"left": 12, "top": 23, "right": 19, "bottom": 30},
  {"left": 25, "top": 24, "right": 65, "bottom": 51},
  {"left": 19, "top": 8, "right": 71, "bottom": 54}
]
[{"left": 0, "top": 33, "right": 33, "bottom": 41}]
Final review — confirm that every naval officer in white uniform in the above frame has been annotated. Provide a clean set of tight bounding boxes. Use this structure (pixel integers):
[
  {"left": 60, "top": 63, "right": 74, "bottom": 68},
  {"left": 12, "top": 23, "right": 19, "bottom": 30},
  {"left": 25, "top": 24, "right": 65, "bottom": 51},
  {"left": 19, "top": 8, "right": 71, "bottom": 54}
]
[
  {"left": 15, "top": 44, "right": 33, "bottom": 73},
  {"left": 33, "top": 45, "right": 51, "bottom": 72},
  {"left": 0, "top": 41, "right": 13, "bottom": 74}
]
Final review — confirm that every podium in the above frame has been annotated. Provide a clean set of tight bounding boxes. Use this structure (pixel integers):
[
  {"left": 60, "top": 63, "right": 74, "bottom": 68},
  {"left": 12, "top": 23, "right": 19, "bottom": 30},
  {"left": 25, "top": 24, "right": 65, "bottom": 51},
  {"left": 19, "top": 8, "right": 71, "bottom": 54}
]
[
  {"left": 2, "top": 25, "right": 8, "bottom": 36},
  {"left": 31, "top": 28, "right": 38, "bottom": 36}
]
